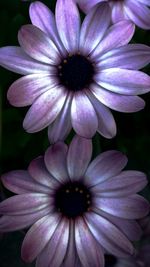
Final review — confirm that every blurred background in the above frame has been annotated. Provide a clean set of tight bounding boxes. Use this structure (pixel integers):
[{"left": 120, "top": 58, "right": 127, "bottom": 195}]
[{"left": 0, "top": 0, "right": 150, "bottom": 266}]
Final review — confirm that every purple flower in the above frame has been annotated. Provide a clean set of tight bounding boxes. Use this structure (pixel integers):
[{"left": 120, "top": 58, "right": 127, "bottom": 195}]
[
  {"left": 0, "top": 135, "right": 149, "bottom": 266},
  {"left": 0, "top": 1, "right": 150, "bottom": 141},
  {"left": 76, "top": 0, "right": 150, "bottom": 29}
]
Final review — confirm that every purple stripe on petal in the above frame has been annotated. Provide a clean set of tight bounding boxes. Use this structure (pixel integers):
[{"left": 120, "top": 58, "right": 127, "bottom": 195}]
[
  {"left": 21, "top": 213, "right": 60, "bottom": 262},
  {"left": 0, "top": 46, "right": 51, "bottom": 75},
  {"left": 23, "top": 86, "right": 67, "bottom": 133},
  {"left": 56, "top": 0, "right": 80, "bottom": 53},
  {"left": 71, "top": 91, "right": 98, "bottom": 138},
  {"left": 67, "top": 135, "right": 92, "bottom": 181},
  {"left": 91, "top": 83, "right": 145, "bottom": 112},
  {"left": 75, "top": 217, "right": 104, "bottom": 267},
  {"left": 85, "top": 150, "right": 127, "bottom": 187},
  {"left": 18, "top": 25, "right": 60, "bottom": 65}
]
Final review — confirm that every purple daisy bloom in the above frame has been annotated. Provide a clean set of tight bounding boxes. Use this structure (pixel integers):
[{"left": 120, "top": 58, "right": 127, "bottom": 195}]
[
  {"left": 75, "top": 0, "right": 150, "bottom": 29},
  {"left": 0, "top": 1, "right": 150, "bottom": 141},
  {"left": 0, "top": 135, "right": 149, "bottom": 267}
]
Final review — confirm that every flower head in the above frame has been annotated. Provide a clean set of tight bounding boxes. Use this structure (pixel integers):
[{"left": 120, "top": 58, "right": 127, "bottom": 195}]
[
  {"left": 0, "top": 1, "right": 150, "bottom": 141},
  {"left": 0, "top": 135, "right": 149, "bottom": 267},
  {"left": 76, "top": 0, "right": 150, "bottom": 30}
]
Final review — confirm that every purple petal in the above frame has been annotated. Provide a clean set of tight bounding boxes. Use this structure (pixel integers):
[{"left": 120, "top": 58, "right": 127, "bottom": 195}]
[
  {"left": 28, "top": 156, "right": 59, "bottom": 189},
  {"left": 67, "top": 135, "right": 92, "bottom": 181},
  {"left": 94, "top": 195, "right": 150, "bottom": 219},
  {"left": 94, "top": 68, "right": 150, "bottom": 95},
  {"left": 29, "top": 1, "right": 66, "bottom": 56},
  {"left": 56, "top": 0, "right": 80, "bottom": 53},
  {"left": 36, "top": 218, "right": 69, "bottom": 267},
  {"left": 48, "top": 93, "right": 72, "bottom": 144},
  {"left": 23, "top": 86, "right": 67, "bottom": 133},
  {"left": 7, "top": 74, "right": 58, "bottom": 107},
  {"left": 44, "top": 142, "right": 69, "bottom": 183},
  {"left": 71, "top": 91, "right": 98, "bottom": 138},
  {"left": 85, "top": 150, "right": 127, "bottom": 187},
  {"left": 91, "top": 83, "right": 145, "bottom": 112},
  {"left": 136, "top": 0, "right": 150, "bottom": 5},
  {"left": 18, "top": 25, "right": 60, "bottom": 65},
  {"left": 111, "top": 1, "right": 125, "bottom": 23},
  {"left": 76, "top": 0, "right": 103, "bottom": 13},
  {"left": 124, "top": 0, "right": 150, "bottom": 29},
  {"left": 0, "top": 193, "right": 50, "bottom": 215},
  {"left": 91, "top": 20, "right": 135, "bottom": 60},
  {"left": 75, "top": 217, "right": 104, "bottom": 267},
  {"left": 21, "top": 213, "right": 60, "bottom": 262},
  {"left": 1, "top": 170, "right": 51, "bottom": 194},
  {"left": 91, "top": 171, "right": 148, "bottom": 197},
  {"left": 85, "top": 212, "right": 134, "bottom": 257},
  {"left": 0, "top": 47, "right": 52, "bottom": 75},
  {"left": 79, "top": 2, "right": 111, "bottom": 55},
  {"left": 98, "top": 44, "right": 150, "bottom": 70},
  {"left": 86, "top": 91, "right": 116, "bottom": 138}
]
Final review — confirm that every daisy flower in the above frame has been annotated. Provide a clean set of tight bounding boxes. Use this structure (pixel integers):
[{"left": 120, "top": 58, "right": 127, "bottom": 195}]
[
  {"left": 75, "top": 0, "right": 150, "bottom": 29},
  {"left": 0, "top": 135, "right": 149, "bottom": 267},
  {"left": 0, "top": 1, "right": 150, "bottom": 142}
]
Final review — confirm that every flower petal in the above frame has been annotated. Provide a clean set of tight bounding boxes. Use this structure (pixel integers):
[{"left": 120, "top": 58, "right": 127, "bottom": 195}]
[
  {"left": 79, "top": 2, "right": 111, "bottom": 55},
  {"left": 111, "top": 1, "right": 125, "bottom": 23},
  {"left": 94, "top": 68, "right": 150, "bottom": 95},
  {"left": 44, "top": 142, "right": 69, "bottom": 183},
  {"left": 36, "top": 218, "right": 69, "bottom": 267},
  {"left": 18, "top": 25, "right": 60, "bottom": 65},
  {"left": 76, "top": 0, "right": 103, "bottom": 13},
  {"left": 67, "top": 135, "right": 92, "bottom": 181},
  {"left": 21, "top": 213, "right": 60, "bottom": 262},
  {"left": 75, "top": 217, "right": 104, "bottom": 267},
  {"left": 85, "top": 150, "right": 127, "bottom": 187},
  {"left": 94, "top": 195, "right": 150, "bottom": 219},
  {"left": 56, "top": 0, "right": 80, "bottom": 53},
  {"left": 7, "top": 74, "right": 58, "bottom": 107},
  {"left": 23, "top": 86, "right": 67, "bottom": 133},
  {"left": 71, "top": 91, "right": 98, "bottom": 138},
  {"left": 91, "top": 20, "right": 135, "bottom": 60},
  {"left": 29, "top": 1, "right": 66, "bottom": 56},
  {"left": 0, "top": 46, "right": 51, "bottom": 75},
  {"left": 48, "top": 93, "right": 72, "bottom": 144},
  {"left": 98, "top": 44, "right": 150, "bottom": 70},
  {"left": 1, "top": 170, "right": 51, "bottom": 194},
  {"left": 85, "top": 212, "right": 134, "bottom": 257},
  {"left": 91, "top": 83, "right": 145, "bottom": 112},
  {"left": 91, "top": 171, "right": 148, "bottom": 197}
]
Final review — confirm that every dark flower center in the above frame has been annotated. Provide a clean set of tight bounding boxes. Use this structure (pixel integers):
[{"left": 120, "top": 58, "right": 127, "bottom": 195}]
[
  {"left": 55, "top": 182, "right": 92, "bottom": 218},
  {"left": 105, "top": 255, "right": 117, "bottom": 267},
  {"left": 57, "top": 54, "right": 95, "bottom": 91}
]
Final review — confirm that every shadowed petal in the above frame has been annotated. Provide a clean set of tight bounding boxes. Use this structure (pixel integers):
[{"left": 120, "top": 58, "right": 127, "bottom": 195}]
[
  {"left": 1, "top": 170, "right": 51, "bottom": 194},
  {"left": 91, "top": 83, "right": 145, "bottom": 112},
  {"left": 48, "top": 93, "right": 72, "bottom": 144},
  {"left": 75, "top": 217, "right": 104, "bottom": 267},
  {"left": 91, "top": 171, "right": 148, "bottom": 197},
  {"left": 7, "top": 74, "right": 58, "bottom": 107},
  {"left": 98, "top": 44, "right": 150, "bottom": 70},
  {"left": 85, "top": 212, "right": 134, "bottom": 257},
  {"left": 79, "top": 2, "right": 111, "bottom": 55},
  {"left": 94, "top": 195, "right": 150, "bottom": 219},
  {"left": 111, "top": 1, "right": 125, "bottom": 23},
  {"left": 36, "top": 218, "right": 69, "bottom": 267},
  {"left": 0, "top": 193, "right": 50, "bottom": 215},
  {"left": 44, "top": 142, "right": 69, "bottom": 183},
  {"left": 85, "top": 150, "right": 127, "bottom": 187},
  {"left": 56, "top": 0, "right": 80, "bottom": 53},
  {"left": 0, "top": 47, "right": 52, "bottom": 75},
  {"left": 21, "top": 213, "right": 60, "bottom": 262},
  {"left": 94, "top": 68, "right": 150, "bottom": 95},
  {"left": 91, "top": 21, "right": 135, "bottom": 60},
  {"left": 29, "top": 1, "right": 66, "bottom": 56},
  {"left": 18, "top": 25, "right": 60, "bottom": 65},
  {"left": 71, "top": 91, "right": 98, "bottom": 138},
  {"left": 23, "top": 86, "right": 67, "bottom": 133},
  {"left": 67, "top": 135, "right": 92, "bottom": 181},
  {"left": 76, "top": 0, "right": 103, "bottom": 13}
]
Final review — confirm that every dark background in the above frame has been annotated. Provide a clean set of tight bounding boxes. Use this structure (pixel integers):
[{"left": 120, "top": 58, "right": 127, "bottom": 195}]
[{"left": 0, "top": 0, "right": 150, "bottom": 266}]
